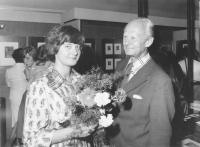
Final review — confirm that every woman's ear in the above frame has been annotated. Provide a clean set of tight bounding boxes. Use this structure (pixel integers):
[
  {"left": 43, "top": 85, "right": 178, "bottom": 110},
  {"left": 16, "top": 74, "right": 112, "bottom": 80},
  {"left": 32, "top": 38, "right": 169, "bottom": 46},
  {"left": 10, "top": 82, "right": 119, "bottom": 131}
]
[{"left": 145, "top": 37, "right": 154, "bottom": 48}]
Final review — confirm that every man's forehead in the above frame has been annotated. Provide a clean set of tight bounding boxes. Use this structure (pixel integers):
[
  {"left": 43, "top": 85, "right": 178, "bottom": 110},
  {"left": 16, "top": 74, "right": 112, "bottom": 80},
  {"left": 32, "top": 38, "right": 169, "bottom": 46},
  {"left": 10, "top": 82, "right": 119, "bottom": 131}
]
[{"left": 124, "top": 23, "right": 145, "bottom": 35}]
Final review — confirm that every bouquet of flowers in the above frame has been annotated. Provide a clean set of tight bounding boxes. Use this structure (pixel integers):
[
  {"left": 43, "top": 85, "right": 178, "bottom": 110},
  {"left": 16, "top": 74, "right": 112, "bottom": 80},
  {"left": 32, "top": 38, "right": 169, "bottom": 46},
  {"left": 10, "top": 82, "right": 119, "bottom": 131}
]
[
  {"left": 71, "top": 67, "right": 126, "bottom": 128},
  {"left": 61, "top": 67, "right": 126, "bottom": 146}
]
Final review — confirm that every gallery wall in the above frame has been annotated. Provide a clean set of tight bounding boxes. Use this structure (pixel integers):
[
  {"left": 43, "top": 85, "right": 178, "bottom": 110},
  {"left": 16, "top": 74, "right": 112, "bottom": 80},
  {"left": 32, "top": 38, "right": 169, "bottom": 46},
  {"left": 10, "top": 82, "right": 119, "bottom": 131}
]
[
  {"left": 0, "top": 20, "right": 58, "bottom": 140},
  {"left": 81, "top": 20, "right": 186, "bottom": 73}
]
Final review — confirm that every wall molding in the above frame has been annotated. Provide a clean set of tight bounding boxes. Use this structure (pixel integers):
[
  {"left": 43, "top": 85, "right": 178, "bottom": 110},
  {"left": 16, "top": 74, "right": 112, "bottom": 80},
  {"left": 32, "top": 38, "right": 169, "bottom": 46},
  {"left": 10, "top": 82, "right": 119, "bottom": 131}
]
[
  {"left": 0, "top": 6, "right": 198, "bottom": 28},
  {"left": 62, "top": 8, "right": 199, "bottom": 28}
]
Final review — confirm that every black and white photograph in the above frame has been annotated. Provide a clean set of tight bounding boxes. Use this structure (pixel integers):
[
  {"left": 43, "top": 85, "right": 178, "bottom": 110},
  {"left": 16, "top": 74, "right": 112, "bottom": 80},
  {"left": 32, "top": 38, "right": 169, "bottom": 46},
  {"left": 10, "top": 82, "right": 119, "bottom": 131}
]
[
  {"left": 0, "top": 42, "right": 18, "bottom": 66},
  {"left": 114, "top": 58, "right": 121, "bottom": 68},
  {"left": 105, "top": 43, "right": 113, "bottom": 55},
  {"left": 37, "top": 42, "right": 45, "bottom": 48},
  {"left": 106, "top": 58, "right": 113, "bottom": 70},
  {"left": 5, "top": 46, "right": 14, "bottom": 58},
  {"left": 114, "top": 43, "right": 121, "bottom": 54},
  {"left": 0, "top": 0, "right": 200, "bottom": 147}
]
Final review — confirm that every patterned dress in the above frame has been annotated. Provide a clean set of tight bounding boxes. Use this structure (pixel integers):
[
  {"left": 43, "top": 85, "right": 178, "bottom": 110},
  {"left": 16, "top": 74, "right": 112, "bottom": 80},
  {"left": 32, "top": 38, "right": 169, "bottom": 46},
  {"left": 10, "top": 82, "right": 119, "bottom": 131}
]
[{"left": 23, "top": 65, "right": 92, "bottom": 147}]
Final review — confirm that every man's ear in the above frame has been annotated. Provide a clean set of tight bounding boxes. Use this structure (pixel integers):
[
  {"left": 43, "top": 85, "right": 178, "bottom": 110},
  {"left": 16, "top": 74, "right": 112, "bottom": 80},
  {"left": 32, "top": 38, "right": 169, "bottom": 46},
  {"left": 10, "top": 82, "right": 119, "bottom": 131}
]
[{"left": 145, "top": 37, "right": 154, "bottom": 48}]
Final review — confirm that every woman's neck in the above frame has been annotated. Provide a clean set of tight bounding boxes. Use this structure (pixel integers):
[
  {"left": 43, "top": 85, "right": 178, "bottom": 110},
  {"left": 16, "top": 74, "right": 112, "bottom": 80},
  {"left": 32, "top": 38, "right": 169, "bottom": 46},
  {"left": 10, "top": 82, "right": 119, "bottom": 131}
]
[{"left": 54, "top": 61, "right": 71, "bottom": 80}]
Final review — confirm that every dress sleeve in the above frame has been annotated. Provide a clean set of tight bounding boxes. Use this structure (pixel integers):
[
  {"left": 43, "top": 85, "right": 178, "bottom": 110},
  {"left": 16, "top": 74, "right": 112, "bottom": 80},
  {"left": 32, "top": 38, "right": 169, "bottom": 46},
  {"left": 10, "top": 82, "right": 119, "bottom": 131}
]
[
  {"left": 5, "top": 70, "right": 10, "bottom": 87},
  {"left": 23, "top": 81, "right": 54, "bottom": 147}
]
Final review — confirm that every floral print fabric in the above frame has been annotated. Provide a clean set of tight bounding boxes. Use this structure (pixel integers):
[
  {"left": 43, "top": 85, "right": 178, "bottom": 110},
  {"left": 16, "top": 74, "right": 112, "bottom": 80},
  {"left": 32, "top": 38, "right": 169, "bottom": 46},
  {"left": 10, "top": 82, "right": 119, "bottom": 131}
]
[{"left": 23, "top": 65, "right": 91, "bottom": 147}]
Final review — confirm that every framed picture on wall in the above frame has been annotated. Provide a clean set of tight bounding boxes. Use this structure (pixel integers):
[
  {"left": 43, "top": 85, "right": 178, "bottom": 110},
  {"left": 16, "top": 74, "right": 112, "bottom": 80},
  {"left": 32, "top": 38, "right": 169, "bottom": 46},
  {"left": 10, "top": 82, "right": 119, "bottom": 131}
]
[
  {"left": 85, "top": 38, "right": 95, "bottom": 51},
  {"left": 5, "top": 46, "right": 14, "bottom": 58},
  {"left": 105, "top": 44, "right": 113, "bottom": 55},
  {"left": 183, "top": 44, "right": 188, "bottom": 48},
  {"left": 37, "top": 42, "right": 45, "bottom": 48},
  {"left": 106, "top": 58, "right": 113, "bottom": 70},
  {"left": 29, "top": 37, "right": 45, "bottom": 49},
  {"left": 114, "top": 43, "right": 121, "bottom": 54},
  {"left": 84, "top": 43, "right": 92, "bottom": 47},
  {"left": 0, "top": 42, "right": 18, "bottom": 66},
  {"left": 114, "top": 58, "right": 121, "bottom": 68}
]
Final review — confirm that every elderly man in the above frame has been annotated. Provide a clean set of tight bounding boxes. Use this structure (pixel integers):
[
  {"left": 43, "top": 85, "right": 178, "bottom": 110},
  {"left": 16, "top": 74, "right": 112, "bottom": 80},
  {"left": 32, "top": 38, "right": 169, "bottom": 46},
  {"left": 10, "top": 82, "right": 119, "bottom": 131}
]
[{"left": 109, "top": 18, "right": 175, "bottom": 147}]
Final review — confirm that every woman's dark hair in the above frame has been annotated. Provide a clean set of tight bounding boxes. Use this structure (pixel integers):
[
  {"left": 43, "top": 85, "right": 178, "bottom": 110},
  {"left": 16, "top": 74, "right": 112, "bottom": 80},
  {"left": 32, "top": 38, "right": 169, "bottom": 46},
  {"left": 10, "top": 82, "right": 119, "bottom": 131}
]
[
  {"left": 36, "top": 44, "right": 50, "bottom": 65},
  {"left": 45, "top": 25, "right": 85, "bottom": 56},
  {"left": 73, "top": 45, "right": 96, "bottom": 74},
  {"left": 20, "top": 46, "right": 38, "bottom": 62},
  {"left": 12, "top": 48, "right": 24, "bottom": 63}
]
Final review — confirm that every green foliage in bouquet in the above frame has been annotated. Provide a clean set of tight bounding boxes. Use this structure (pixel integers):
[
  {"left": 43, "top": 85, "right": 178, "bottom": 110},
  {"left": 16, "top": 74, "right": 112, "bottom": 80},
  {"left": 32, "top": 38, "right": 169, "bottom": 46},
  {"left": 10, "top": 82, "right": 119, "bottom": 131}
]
[{"left": 62, "top": 67, "right": 126, "bottom": 128}]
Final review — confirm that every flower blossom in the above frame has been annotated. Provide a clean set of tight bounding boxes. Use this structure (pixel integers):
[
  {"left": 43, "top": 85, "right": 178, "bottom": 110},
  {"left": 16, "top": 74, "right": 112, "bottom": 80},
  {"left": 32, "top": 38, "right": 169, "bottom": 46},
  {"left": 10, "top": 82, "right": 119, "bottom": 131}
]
[
  {"left": 94, "top": 92, "right": 111, "bottom": 107},
  {"left": 99, "top": 109, "right": 105, "bottom": 114},
  {"left": 77, "top": 88, "right": 96, "bottom": 108},
  {"left": 99, "top": 114, "right": 113, "bottom": 127}
]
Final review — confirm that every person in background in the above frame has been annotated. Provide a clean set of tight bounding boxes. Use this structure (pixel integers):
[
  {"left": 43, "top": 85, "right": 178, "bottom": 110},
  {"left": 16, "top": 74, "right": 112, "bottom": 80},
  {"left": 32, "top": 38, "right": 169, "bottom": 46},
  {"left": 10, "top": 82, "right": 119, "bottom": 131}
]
[
  {"left": 23, "top": 25, "right": 97, "bottom": 147},
  {"left": 22, "top": 46, "right": 38, "bottom": 81},
  {"left": 109, "top": 18, "right": 175, "bottom": 147},
  {"left": 178, "top": 47, "right": 200, "bottom": 102},
  {"left": 178, "top": 47, "right": 200, "bottom": 82},
  {"left": 5, "top": 48, "right": 28, "bottom": 144},
  {"left": 12, "top": 45, "right": 52, "bottom": 147}
]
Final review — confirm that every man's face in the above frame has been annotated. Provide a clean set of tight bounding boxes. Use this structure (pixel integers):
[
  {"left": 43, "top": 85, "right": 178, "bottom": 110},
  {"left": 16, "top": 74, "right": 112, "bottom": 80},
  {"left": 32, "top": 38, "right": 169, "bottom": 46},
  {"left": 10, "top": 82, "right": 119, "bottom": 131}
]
[
  {"left": 24, "top": 53, "right": 35, "bottom": 68},
  {"left": 56, "top": 42, "right": 81, "bottom": 67},
  {"left": 123, "top": 21, "right": 152, "bottom": 58}
]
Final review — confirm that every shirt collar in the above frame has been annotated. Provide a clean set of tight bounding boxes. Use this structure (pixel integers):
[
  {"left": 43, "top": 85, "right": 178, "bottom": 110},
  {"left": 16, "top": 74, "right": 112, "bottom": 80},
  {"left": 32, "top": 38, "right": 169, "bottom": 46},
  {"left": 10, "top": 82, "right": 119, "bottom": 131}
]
[
  {"left": 45, "top": 64, "right": 80, "bottom": 90},
  {"left": 127, "top": 53, "right": 151, "bottom": 73}
]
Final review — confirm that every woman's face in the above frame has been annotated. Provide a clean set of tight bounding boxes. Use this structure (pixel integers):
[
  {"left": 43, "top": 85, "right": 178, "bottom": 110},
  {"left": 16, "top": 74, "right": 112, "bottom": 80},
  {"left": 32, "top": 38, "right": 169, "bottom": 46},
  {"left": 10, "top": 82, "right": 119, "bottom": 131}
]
[
  {"left": 56, "top": 42, "right": 81, "bottom": 67},
  {"left": 24, "top": 53, "right": 35, "bottom": 68}
]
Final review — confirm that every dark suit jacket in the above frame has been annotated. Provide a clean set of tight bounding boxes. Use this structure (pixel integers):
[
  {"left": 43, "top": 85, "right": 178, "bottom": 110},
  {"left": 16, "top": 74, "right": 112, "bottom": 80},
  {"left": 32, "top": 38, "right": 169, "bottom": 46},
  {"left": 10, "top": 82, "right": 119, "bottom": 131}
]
[{"left": 109, "top": 58, "right": 175, "bottom": 147}]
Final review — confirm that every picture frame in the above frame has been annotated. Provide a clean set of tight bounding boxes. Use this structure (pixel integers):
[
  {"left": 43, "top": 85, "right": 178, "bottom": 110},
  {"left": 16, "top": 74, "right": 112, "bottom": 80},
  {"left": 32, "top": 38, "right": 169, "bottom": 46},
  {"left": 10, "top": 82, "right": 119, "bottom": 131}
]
[
  {"left": 114, "top": 58, "right": 121, "bottom": 69},
  {"left": 0, "top": 42, "right": 18, "bottom": 66},
  {"left": 183, "top": 44, "right": 188, "bottom": 49},
  {"left": 106, "top": 58, "right": 113, "bottom": 70},
  {"left": 37, "top": 42, "right": 45, "bottom": 48},
  {"left": 105, "top": 43, "right": 113, "bottom": 55},
  {"left": 84, "top": 43, "right": 92, "bottom": 47},
  {"left": 85, "top": 38, "right": 95, "bottom": 51},
  {"left": 28, "top": 37, "right": 45, "bottom": 49},
  {"left": 114, "top": 43, "right": 121, "bottom": 54}
]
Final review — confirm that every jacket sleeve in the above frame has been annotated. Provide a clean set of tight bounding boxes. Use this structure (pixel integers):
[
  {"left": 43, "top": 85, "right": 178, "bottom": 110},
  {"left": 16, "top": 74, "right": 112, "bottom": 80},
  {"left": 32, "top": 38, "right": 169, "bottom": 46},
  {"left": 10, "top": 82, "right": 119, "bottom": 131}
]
[{"left": 148, "top": 77, "right": 175, "bottom": 147}]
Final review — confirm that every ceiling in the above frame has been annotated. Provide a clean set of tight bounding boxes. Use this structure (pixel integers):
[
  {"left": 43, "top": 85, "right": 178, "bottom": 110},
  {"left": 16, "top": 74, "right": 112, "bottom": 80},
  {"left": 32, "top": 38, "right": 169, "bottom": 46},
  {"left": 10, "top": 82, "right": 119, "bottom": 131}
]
[{"left": 0, "top": 0, "right": 199, "bottom": 20}]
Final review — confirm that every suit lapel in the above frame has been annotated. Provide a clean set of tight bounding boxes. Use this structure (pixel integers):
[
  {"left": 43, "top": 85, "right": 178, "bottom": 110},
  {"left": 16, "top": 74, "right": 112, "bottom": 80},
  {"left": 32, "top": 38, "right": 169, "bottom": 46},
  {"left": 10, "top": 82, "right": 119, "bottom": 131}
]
[
  {"left": 123, "top": 59, "right": 155, "bottom": 93},
  {"left": 116, "top": 58, "right": 129, "bottom": 72}
]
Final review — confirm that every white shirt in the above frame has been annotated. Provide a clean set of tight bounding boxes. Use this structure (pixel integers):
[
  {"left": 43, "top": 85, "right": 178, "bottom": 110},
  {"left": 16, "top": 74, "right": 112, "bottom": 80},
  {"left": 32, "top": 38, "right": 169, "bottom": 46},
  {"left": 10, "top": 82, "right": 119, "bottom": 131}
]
[
  {"left": 179, "top": 58, "right": 200, "bottom": 82},
  {"left": 127, "top": 53, "right": 151, "bottom": 81}
]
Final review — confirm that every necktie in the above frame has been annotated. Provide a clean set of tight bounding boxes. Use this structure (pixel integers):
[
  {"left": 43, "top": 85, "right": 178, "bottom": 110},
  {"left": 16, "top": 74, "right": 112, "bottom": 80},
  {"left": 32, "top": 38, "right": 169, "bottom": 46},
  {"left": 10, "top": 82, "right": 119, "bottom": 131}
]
[{"left": 120, "top": 62, "right": 133, "bottom": 87}]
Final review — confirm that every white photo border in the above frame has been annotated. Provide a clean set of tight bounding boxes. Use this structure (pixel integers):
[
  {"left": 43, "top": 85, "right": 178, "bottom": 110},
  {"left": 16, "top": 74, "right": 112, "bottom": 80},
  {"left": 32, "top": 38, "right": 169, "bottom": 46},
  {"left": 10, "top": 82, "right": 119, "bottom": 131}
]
[
  {"left": 106, "top": 58, "right": 113, "bottom": 70},
  {"left": 37, "top": 42, "right": 45, "bottom": 48},
  {"left": 114, "top": 43, "right": 121, "bottom": 54},
  {"left": 105, "top": 43, "right": 113, "bottom": 55},
  {"left": 84, "top": 43, "right": 92, "bottom": 47},
  {"left": 114, "top": 58, "right": 121, "bottom": 69}
]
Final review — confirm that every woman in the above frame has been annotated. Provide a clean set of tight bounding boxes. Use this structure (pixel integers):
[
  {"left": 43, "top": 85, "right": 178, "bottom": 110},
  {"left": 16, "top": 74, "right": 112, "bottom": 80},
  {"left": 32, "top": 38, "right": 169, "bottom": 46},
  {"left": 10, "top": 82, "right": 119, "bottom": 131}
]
[
  {"left": 5, "top": 48, "right": 28, "bottom": 140},
  {"left": 23, "top": 25, "right": 97, "bottom": 147},
  {"left": 22, "top": 46, "right": 38, "bottom": 81}
]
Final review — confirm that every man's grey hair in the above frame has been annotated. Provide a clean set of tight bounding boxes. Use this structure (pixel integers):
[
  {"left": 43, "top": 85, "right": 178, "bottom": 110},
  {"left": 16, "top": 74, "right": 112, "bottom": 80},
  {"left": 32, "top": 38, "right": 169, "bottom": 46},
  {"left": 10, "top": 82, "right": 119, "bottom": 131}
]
[{"left": 134, "top": 17, "right": 154, "bottom": 37}]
